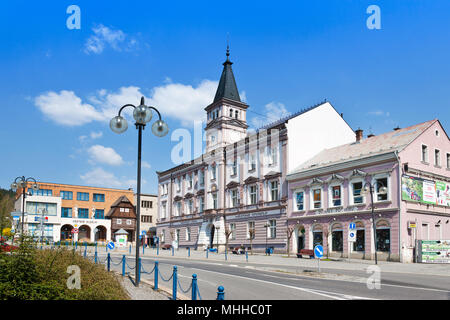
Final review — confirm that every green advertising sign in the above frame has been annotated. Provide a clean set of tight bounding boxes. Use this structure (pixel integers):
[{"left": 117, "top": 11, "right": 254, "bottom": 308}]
[
  {"left": 420, "top": 240, "right": 450, "bottom": 264},
  {"left": 402, "top": 175, "right": 450, "bottom": 207}
]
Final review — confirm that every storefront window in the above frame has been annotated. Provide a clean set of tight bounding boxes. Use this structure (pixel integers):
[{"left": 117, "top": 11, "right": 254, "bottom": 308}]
[
  {"left": 353, "top": 229, "right": 365, "bottom": 251},
  {"left": 331, "top": 224, "right": 343, "bottom": 252},
  {"left": 313, "top": 232, "right": 323, "bottom": 247},
  {"left": 376, "top": 229, "right": 390, "bottom": 252}
]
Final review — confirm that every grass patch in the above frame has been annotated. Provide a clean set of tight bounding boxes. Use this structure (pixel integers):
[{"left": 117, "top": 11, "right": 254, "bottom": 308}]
[{"left": 0, "top": 237, "right": 129, "bottom": 300}]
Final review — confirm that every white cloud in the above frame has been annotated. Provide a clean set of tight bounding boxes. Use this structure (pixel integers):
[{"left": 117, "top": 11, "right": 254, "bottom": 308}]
[
  {"left": 80, "top": 168, "right": 123, "bottom": 188},
  {"left": 34, "top": 80, "right": 219, "bottom": 127},
  {"left": 84, "top": 24, "right": 138, "bottom": 55},
  {"left": 88, "top": 145, "right": 124, "bottom": 166},
  {"left": 90, "top": 131, "right": 103, "bottom": 139},
  {"left": 34, "top": 90, "right": 105, "bottom": 126},
  {"left": 148, "top": 80, "right": 218, "bottom": 126},
  {"left": 368, "top": 110, "right": 390, "bottom": 117},
  {"left": 250, "top": 102, "right": 291, "bottom": 129},
  {"left": 142, "top": 161, "right": 151, "bottom": 169}
]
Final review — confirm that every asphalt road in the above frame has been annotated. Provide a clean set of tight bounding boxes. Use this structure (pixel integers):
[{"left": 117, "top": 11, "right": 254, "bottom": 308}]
[{"left": 98, "top": 252, "right": 450, "bottom": 300}]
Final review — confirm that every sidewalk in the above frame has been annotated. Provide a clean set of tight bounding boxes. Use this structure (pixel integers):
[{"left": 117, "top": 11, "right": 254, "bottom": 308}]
[{"left": 110, "top": 246, "right": 450, "bottom": 277}]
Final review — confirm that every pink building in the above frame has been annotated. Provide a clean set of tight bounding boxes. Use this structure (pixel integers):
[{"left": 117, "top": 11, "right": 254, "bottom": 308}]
[{"left": 286, "top": 120, "right": 450, "bottom": 262}]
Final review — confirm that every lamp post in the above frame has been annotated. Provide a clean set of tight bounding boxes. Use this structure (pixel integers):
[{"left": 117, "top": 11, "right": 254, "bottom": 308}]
[
  {"left": 362, "top": 181, "right": 387, "bottom": 265},
  {"left": 110, "top": 96, "right": 169, "bottom": 287},
  {"left": 11, "top": 176, "right": 39, "bottom": 242}
]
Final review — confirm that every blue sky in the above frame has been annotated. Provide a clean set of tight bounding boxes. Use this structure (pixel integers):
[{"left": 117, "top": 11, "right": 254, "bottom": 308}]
[{"left": 1, "top": 0, "right": 449, "bottom": 194}]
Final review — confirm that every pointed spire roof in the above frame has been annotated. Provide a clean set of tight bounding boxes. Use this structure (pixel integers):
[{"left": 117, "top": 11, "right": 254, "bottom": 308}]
[{"left": 213, "top": 45, "right": 241, "bottom": 103}]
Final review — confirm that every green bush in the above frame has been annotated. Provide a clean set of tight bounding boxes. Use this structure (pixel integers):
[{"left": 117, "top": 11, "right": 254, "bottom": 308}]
[{"left": 0, "top": 236, "right": 129, "bottom": 300}]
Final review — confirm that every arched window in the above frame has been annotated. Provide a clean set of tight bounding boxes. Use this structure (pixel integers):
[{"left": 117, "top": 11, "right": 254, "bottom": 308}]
[
  {"left": 235, "top": 110, "right": 239, "bottom": 119},
  {"left": 229, "top": 109, "right": 233, "bottom": 117},
  {"left": 331, "top": 223, "right": 343, "bottom": 252},
  {"left": 312, "top": 224, "right": 323, "bottom": 247},
  {"left": 353, "top": 221, "right": 365, "bottom": 252}
]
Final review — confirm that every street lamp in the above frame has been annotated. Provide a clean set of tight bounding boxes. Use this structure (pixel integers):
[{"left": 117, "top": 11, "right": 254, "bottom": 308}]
[
  {"left": 11, "top": 176, "right": 39, "bottom": 242},
  {"left": 110, "top": 96, "right": 169, "bottom": 287},
  {"left": 362, "top": 181, "right": 387, "bottom": 265}
]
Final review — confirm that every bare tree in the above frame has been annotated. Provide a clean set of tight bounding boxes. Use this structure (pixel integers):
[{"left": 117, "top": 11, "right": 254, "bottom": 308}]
[
  {"left": 248, "top": 229, "right": 255, "bottom": 255},
  {"left": 323, "top": 228, "right": 329, "bottom": 258},
  {"left": 224, "top": 223, "right": 232, "bottom": 253},
  {"left": 286, "top": 225, "right": 295, "bottom": 257}
]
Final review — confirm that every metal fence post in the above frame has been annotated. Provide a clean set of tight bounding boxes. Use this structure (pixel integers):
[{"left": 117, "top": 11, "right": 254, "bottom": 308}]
[
  {"left": 188, "top": 247, "right": 190, "bottom": 257},
  {"left": 217, "top": 286, "right": 225, "bottom": 300},
  {"left": 225, "top": 249, "right": 227, "bottom": 261},
  {"left": 157, "top": 245, "right": 159, "bottom": 255},
  {"left": 137, "top": 258, "right": 141, "bottom": 284},
  {"left": 94, "top": 251, "right": 98, "bottom": 264},
  {"left": 107, "top": 253, "right": 111, "bottom": 272},
  {"left": 75, "top": 241, "right": 77, "bottom": 250},
  {"left": 84, "top": 242, "right": 87, "bottom": 257},
  {"left": 154, "top": 261, "right": 159, "bottom": 290},
  {"left": 206, "top": 249, "right": 209, "bottom": 259},
  {"left": 129, "top": 244, "right": 131, "bottom": 254},
  {"left": 95, "top": 241, "right": 98, "bottom": 255},
  {"left": 246, "top": 250, "right": 248, "bottom": 262},
  {"left": 122, "top": 255, "right": 126, "bottom": 276},
  {"left": 143, "top": 243, "right": 145, "bottom": 255},
  {"left": 191, "top": 274, "right": 198, "bottom": 300},
  {"left": 172, "top": 246, "right": 174, "bottom": 256},
  {"left": 172, "top": 266, "right": 177, "bottom": 300}
]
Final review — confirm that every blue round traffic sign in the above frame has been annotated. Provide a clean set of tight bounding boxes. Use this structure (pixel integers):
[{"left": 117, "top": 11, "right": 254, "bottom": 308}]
[
  {"left": 314, "top": 245, "right": 324, "bottom": 258},
  {"left": 107, "top": 241, "right": 115, "bottom": 250}
]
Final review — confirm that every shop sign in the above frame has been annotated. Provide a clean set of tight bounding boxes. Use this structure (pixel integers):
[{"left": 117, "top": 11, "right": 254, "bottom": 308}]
[
  {"left": 408, "top": 221, "right": 416, "bottom": 228},
  {"left": 227, "top": 210, "right": 280, "bottom": 221}
]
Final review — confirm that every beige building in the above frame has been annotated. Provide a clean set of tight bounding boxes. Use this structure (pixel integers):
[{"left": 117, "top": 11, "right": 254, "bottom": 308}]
[{"left": 134, "top": 193, "right": 158, "bottom": 246}]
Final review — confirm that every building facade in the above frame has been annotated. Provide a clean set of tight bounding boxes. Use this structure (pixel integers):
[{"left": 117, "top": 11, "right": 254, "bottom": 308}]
[
  {"left": 134, "top": 193, "right": 158, "bottom": 246},
  {"left": 286, "top": 120, "right": 450, "bottom": 262},
  {"left": 156, "top": 50, "right": 356, "bottom": 253},
  {"left": 14, "top": 182, "right": 135, "bottom": 243},
  {"left": 107, "top": 195, "right": 137, "bottom": 243}
]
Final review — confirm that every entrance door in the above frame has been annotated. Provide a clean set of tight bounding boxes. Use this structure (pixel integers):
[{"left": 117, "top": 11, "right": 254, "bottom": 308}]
[{"left": 297, "top": 236, "right": 304, "bottom": 253}]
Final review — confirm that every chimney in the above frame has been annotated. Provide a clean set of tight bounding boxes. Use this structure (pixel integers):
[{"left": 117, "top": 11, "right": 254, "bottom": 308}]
[
  {"left": 368, "top": 133, "right": 375, "bottom": 138},
  {"left": 393, "top": 126, "right": 401, "bottom": 131},
  {"left": 355, "top": 128, "right": 363, "bottom": 142}
]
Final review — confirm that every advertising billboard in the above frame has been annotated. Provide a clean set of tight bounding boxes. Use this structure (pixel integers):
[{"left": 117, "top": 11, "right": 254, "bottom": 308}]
[
  {"left": 418, "top": 240, "right": 450, "bottom": 264},
  {"left": 402, "top": 175, "right": 450, "bottom": 207}
]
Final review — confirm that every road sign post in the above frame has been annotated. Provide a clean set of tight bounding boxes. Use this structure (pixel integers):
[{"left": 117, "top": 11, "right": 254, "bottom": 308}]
[
  {"left": 348, "top": 223, "right": 356, "bottom": 261},
  {"left": 314, "top": 245, "right": 323, "bottom": 273}
]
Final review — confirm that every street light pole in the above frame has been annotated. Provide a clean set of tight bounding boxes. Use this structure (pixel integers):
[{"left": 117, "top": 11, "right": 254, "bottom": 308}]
[
  {"left": 110, "top": 96, "right": 169, "bottom": 287},
  {"left": 363, "top": 181, "right": 387, "bottom": 265},
  {"left": 11, "top": 176, "right": 39, "bottom": 243}
]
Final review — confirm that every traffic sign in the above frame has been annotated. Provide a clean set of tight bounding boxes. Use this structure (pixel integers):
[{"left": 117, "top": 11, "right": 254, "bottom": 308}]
[
  {"left": 107, "top": 241, "right": 115, "bottom": 250},
  {"left": 314, "top": 245, "right": 324, "bottom": 258},
  {"left": 348, "top": 230, "right": 356, "bottom": 242},
  {"left": 349, "top": 223, "right": 356, "bottom": 230},
  {"left": 71, "top": 228, "right": 79, "bottom": 234}
]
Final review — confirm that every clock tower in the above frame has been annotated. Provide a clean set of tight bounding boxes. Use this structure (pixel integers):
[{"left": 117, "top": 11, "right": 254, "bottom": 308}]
[{"left": 205, "top": 46, "right": 248, "bottom": 152}]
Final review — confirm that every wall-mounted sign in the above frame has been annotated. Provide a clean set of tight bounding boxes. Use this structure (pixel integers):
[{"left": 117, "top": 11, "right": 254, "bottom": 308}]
[
  {"left": 402, "top": 175, "right": 450, "bottom": 207},
  {"left": 418, "top": 240, "right": 450, "bottom": 264},
  {"left": 408, "top": 221, "right": 416, "bottom": 228}
]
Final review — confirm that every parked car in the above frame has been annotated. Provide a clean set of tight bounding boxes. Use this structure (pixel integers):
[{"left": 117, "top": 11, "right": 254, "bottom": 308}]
[
  {"left": 161, "top": 244, "right": 172, "bottom": 250},
  {"left": 232, "top": 246, "right": 245, "bottom": 254}
]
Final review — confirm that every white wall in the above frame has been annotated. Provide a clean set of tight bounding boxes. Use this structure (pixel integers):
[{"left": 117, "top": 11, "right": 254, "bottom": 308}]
[{"left": 286, "top": 102, "right": 356, "bottom": 173}]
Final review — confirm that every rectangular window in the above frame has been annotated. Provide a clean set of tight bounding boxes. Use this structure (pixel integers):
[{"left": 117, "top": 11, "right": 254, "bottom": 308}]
[
  {"left": 312, "top": 188, "right": 321, "bottom": 209},
  {"left": 435, "top": 149, "right": 441, "bottom": 166},
  {"left": 247, "top": 221, "right": 255, "bottom": 239},
  {"left": 376, "top": 177, "right": 388, "bottom": 201},
  {"left": 60, "top": 191, "right": 73, "bottom": 200},
  {"left": 231, "top": 189, "right": 238, "bottom": 207},
  {"left": 212, "top": 166, "right": 217, "bottom": 180},
  {"left": 447, "top": 153, "right": 450, "bottom": 169},
  {"left": 94, "top": 209, "right": 104, "bottom": 219},
  {"left": 29, "top": 189, "right": 53, "bottom": 196},
  {"left": 126, "top": 219, "right": 132, "bottom": 225},
  {"left": 295, "top": 191, "right": 304, "bottom": 211},
  {"left": 268, "top": 220, "right": 276, "bottom": 238},
  {"left": 270, "top": 181, "right": 279, "bottom": 201},
  {"left": 422, "top": 145, "right": 428, "bottom": 162},
  {"left": 175, "top": 202, "right": 181, "bottom": 216},
  {"left": 176, "top": 179, "right": 181, "bottom": 192},
  {"left": 142, "top": 200, "right": 153, "bottom": 208},
  {"left": 117, "top": 219, "right": 122, "bottom": 224},
  {"left": 231, "top": 159, "right": 237, "bottom": 176},
  {"left": 186, "top": 199, "right": 193, "bottom": 215},
  {"left": 78, "top": 208, "right": 89, "bottom": 218},
  {"left": 25, "top": 202, "right": 57, "bottom": 216},
  {"left": 186, "top": 227, "right": 191, "bottom": 241},
  {"left": 212, "top": 193, "right": 218, "bottom": 209},
  {"left": 331, "top": 185, "right": 342, "bottom": 206},
  {"left": 249, "top": 185, "right": 257, "bottom": 205},
  {"left": 352, "top": 182, "right": 363, "bottom": 204},
  {"left": 199, "top": 197, "right": 204, "bottom": 213},
  {"left": 93, "top": 193, "right": 105, "bottom": 202},
  {"left": 61, "top": 207, "right": 72, "bottom": 218},
  {"left": 77, "top": 192, "right": 89, "bottom": 201},
  {"left": 230, "top": 223, "right": 236, "bottom": 240},
  {"left": 199, "top": 170, "right": 205, "bottom": 187},
  {"left": 161, "top": 201, "right": 167, "bottom": 218}
]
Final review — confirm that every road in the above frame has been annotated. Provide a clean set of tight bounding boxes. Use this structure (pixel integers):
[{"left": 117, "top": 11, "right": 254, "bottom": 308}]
[{"left": 96, "top": 251, "right": 450, "bottom": 300}]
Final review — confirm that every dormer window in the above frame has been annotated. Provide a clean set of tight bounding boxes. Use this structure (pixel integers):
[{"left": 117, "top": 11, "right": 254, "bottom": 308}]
[
  {"left": 229, "top": 108, "right": 233, "bottom": 117},
  {"left": 235, "top": 110, "right": 239, "bottom": 119}
]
